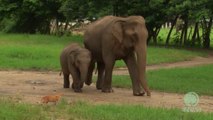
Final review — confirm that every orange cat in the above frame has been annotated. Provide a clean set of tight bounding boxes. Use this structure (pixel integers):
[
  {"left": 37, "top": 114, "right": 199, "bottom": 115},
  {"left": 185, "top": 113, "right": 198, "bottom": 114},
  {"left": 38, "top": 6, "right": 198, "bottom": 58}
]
[{"left": 41, "top": 94, "right": 63, "bottom": 104}]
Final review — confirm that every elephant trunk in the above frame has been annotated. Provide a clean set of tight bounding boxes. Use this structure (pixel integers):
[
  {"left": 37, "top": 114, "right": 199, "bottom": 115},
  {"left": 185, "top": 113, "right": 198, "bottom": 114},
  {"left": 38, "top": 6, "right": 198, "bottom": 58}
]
[
  {"left": 79, "top": 65, "right": 89, "bottom": 84},
  {"left": 135, "top": 31, "right": 151, "bottom": 96}
]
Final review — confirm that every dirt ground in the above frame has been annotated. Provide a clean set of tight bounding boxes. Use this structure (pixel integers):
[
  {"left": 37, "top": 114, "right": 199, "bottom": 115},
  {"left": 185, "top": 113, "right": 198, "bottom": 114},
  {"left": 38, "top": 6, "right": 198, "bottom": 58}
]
[{"left": 0, "top": 56, "right": 213, "bottom": 112}]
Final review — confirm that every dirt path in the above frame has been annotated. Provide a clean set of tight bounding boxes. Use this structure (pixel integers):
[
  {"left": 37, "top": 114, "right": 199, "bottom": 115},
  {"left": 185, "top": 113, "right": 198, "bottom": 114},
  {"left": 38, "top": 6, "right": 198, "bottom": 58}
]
[{"left": 0, "top": 56, "right": 213, "bottom": 112}]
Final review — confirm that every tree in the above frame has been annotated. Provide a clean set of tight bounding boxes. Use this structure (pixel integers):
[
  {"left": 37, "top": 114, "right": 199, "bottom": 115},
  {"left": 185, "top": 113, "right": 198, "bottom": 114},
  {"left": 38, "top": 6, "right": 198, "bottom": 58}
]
[
  {"left": 0, "top": 0, "right": 212, "bottom": 48},
  {"left": 0, "top": 0, "right": 64, "bottom": 33},
  {"left": 201, "top": 0, "right": 213, "bottom": 49}
]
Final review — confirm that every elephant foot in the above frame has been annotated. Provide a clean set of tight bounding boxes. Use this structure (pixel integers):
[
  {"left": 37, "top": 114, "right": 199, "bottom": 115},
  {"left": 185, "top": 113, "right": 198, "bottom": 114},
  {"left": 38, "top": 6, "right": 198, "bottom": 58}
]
[
  {"left": 96, "top": 87, "right": 102, "bottom": 90},
  {"left": 72, "top": 83, "right": 74, "bottom": 89},
  {"left": 74, "top": 89, "right": 82, "bottom": 93},
  {"left": 96, "top": 84, "right": 102, "bottom": 90},
  {"left": 146, "top": 91, "right": 151, "bottom": 96},
  {"left": 72, "top": 83, "right": 83, "bottom": 88},
  {"left": 85, "top": 80, "right": 92, "bottom": 86},
  {"left": 80, "top": 83, "right": 84, "bottom": 88},
  {"left": 102, "top": 88, "right": 114, "bottom": 93},
  {"left": 63, "top": 84, "right": 70, "bottom": 88},
  {"left": 133, "top": 92, "right": 145, "bottom": 96}
]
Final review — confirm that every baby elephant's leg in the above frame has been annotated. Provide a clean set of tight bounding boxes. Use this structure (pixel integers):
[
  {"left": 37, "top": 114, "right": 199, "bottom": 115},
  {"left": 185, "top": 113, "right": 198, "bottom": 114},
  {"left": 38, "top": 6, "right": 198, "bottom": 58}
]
[
  {"left": 71, "top": 72, "right": 83, "bottom": 92},
  {"left": 63, "top": 74, "right": 70, "bottom": 88}
]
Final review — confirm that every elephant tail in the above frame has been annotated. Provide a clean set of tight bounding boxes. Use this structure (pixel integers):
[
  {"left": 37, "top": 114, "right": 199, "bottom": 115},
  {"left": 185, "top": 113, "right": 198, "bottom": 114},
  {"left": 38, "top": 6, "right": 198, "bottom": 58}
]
[{"left": 59, "top": 71, "right": 62, "bottom": 76}]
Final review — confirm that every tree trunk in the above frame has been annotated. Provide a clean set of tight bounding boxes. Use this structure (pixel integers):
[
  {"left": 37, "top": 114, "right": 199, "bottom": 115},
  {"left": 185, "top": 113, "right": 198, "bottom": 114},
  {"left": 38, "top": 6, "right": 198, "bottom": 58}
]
[
  {"left": 113, "top": 1, "right": 119, "bottom": 16},
  {"left": 197, "top": 26, "right": 201, "bottom": 46},
  {"left": 153, "top": 27, "right": 161, "bottom": 45},
  {"left": 179, "top": 27, "right": 184, "bottom": 46},
  {"left": 166, "top": 15, "right": 178, "bottom": 46},
  {"left": 203, "top": 17, "right": 212, "bottom": 49},
  {"left": 64, "top": 20, "right": 69, "bottom": 31},
  {"left": 188, "top": 27, "right": 192, "bottom": 42},
  {"left": 147, "top": 28, "right": 153, "bottom": 44},
  {"left": 191, "top": 22, "right": 198, "bottom": 46},
  {"left": 55, "top": 18, "right": 59, "bottom": 35},
  {"left": 183, "top": 18, "right": 188, "bottom": 46}
]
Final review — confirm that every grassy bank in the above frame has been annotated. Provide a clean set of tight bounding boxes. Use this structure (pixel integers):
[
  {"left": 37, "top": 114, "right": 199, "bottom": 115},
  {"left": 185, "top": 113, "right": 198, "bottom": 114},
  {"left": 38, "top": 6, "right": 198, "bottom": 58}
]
[
  {"left": 0, "top": 98, "right": 212, "bottom": 120},
  {"left": 0, "top": 34, "right": 81, "bottom": 70},
  {"left": 109, "top": 64, "right": 213, "bottom": 96},
  {"left": 0, "top": 33, "right": 207, "bottom": 71}
]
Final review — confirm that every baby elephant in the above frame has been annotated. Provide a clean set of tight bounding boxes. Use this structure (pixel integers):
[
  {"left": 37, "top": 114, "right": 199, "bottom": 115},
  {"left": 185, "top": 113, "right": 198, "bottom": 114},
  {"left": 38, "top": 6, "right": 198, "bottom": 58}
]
[{"left": 60, "top": 43, "right": 91, "bottom": 92}]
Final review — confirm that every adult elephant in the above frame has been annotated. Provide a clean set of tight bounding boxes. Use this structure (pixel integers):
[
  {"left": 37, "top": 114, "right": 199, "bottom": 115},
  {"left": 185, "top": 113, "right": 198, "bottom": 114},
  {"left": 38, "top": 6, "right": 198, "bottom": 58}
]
[{"left": 84, "top": 16, "right": 151, "bottom": 96}]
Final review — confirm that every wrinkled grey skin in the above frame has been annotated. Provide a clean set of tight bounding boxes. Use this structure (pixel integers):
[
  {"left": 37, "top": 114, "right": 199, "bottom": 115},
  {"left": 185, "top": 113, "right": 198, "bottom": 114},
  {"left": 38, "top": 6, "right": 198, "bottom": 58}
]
[
  {"left": 60, "top": 43, "right": 91, "bottom": 92},
  {"left": 84, "top": 16, "right": 151, "bottom": 96}
]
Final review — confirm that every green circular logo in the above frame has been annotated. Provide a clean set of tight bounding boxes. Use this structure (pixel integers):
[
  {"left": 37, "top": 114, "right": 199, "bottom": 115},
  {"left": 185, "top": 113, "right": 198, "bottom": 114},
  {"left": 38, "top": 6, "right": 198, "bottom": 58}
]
[{"left": 184, "top": 92, "right": 199, "bottom": 107}]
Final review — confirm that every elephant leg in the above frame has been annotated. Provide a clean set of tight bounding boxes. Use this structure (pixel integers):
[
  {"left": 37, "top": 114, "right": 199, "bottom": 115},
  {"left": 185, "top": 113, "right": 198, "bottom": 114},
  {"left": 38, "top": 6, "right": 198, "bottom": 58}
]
[
  {"left": 85, "top": 59, "right": 95, "bottom": 85},
  {"left": 70, "top": 69, "right": 82, "bottom": 92},
  {"left": 96, "top": 62, "right": 105, "bottom": 90},
  {"left": 102, "top": 57, "right": 115, "bottom": 93},
  {"left": 124, "top": 53, "right": 145, "bottom": 96},
  {"left": 76, "top": 70, "right": 84, "bottom": 91},
  {"left": 63, "top": 73, "right": 70, "bottom": 88}
]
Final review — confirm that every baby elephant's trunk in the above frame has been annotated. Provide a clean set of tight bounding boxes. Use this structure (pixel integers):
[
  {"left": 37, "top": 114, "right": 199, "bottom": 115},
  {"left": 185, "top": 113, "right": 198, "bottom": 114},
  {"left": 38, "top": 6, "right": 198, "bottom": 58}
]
[
  {"left": 80, "top": 69, "right": 88, "bottom": 83},
  {"left": 80, "top": 66, "right": 89, "bottom": 84}
]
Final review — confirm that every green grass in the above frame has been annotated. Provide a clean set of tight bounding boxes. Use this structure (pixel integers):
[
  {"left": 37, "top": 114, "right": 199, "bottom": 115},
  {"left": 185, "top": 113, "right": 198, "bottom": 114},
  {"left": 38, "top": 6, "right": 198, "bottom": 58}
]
[
  {"left": 115, "top": 46, "right": 207, "bottom": 67},
  {"left": 0, "top": 98, "right": 212, "bottom": 120},
  {"left": 0, "top": 98, "right": 47, "bottom": 120},
  {"left": 0, "top": 33, "right": 82, "bottom": 71},
  {"left": 109, "top": 64, "right": 213, "bottom": 96},
  {"left": 0, "top": 33, "right": 208, "bottom": 70},
  {"left": 69, "top": 102, "right": 213, "bottom": 120},
  {"left": 148, "top": 64, "right": 213, "bottom": 95}
]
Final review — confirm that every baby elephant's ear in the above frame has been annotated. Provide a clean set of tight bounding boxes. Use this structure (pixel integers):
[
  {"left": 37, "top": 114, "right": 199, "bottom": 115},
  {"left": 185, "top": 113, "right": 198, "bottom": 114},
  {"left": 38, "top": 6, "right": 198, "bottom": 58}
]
[{"left": 69, "top": 50, "right": 78, "bottom": 64}]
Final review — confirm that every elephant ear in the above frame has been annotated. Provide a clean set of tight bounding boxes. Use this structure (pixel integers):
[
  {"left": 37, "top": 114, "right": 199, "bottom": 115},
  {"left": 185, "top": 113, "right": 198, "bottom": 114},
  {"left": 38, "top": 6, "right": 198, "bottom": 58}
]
[
  {"left": 69, "top": 49, "right": 79, "bottom": 64},
  {"left": 112, "top": 21, "right": 125, "bottom": 43}
]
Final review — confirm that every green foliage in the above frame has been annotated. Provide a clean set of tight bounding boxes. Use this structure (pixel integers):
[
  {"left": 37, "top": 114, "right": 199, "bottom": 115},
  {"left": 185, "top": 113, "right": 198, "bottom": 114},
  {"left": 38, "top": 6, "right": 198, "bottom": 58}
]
[
  {"left": 60, "top": 0, "right": 90, "bottom": 20},
  {"left": 60, "top": 0, "right": 113, "bottom": 20},
  {"left": 0, "top": 0, "right": 64, "bottom": 33}
]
